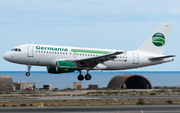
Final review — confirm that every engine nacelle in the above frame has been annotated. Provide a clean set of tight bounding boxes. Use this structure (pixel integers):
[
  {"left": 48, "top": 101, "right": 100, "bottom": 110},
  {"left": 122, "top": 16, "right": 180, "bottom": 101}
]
[{"left": 47, "top": 61, "right": 75, "bottom": 74}]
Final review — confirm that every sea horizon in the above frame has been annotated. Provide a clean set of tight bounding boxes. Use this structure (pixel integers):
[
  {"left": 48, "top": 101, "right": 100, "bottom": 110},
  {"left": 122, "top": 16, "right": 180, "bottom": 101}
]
[
  {"left": 1, "top": 71, "right": 180, "bottom": 73},
  {"left": 0, "top": 71, "right": 180, "bottom": 89}
]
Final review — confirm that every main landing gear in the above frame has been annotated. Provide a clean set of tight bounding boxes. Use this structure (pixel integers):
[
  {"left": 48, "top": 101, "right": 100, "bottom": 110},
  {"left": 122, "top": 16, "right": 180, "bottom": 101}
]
[
  {"left": 25, "top": 65, "right": 31, "bottom": 76},
  {"left": 77, "top": 70, "right": 92, "bottom": 81}
]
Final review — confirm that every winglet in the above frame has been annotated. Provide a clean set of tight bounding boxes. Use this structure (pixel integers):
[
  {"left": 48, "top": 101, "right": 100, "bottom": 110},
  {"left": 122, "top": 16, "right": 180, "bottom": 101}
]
[{"left": 115, "top": 50, "right": 127, "bottom": 55}]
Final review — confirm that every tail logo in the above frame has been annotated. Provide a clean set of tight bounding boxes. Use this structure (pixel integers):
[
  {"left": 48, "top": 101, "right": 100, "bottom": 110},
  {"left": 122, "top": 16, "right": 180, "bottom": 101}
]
[{"left": 152, "top": 33, "right": 165, "bottom": 47}]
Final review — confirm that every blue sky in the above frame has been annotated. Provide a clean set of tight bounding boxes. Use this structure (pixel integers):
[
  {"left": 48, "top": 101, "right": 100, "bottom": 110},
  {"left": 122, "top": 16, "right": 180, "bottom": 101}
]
[{"left": 0, "top": 0, "right": 180, "bottom": 71}]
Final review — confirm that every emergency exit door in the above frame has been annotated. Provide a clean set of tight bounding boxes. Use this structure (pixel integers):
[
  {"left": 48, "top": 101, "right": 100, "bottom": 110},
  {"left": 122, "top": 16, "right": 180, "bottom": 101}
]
[
  {"left": 27, "top": 46, "right": 34, "bottom": 57},
  {"left": 133, "top": 53, "right": 139, "bottom": 64},
  {"left": 73, "top": 52, "right": 77, "bottom": 58}
]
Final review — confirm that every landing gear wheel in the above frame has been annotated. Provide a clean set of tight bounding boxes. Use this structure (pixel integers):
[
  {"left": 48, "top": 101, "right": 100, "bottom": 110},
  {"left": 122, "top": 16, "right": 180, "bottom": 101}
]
[
  {"left": 77, "top": 70, "right": 84, "bottom": 81},
  {"left": 85, "top": 74, "right": 91, "bottom": 80},
  {"left": 78, "top": 74, "right": 84, "bottom": 81},
  {"left": 26, "top": 65, "right": 31, "bottom": 77},
  {"left": 26, "top": 72, "right": 30, "bottom": 76}
]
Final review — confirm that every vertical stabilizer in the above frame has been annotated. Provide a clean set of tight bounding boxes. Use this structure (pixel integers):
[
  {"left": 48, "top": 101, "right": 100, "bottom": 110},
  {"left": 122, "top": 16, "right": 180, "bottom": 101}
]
[{"left": 137, "top": 24, "right": 171, "bottom": 55}]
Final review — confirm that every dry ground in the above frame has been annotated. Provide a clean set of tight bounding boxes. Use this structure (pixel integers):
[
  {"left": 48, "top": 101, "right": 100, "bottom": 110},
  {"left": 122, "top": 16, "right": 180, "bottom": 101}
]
[
  {"left": 0, "top": 88, "right": 180, "bottom": 107},
  {"left": 0, "top": 99, "right": 178, "bottom": 107}
]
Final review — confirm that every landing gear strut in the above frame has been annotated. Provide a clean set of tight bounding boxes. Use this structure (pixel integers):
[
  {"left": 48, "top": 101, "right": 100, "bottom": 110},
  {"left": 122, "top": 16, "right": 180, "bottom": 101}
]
[
  {"left": 77, "top": 70, "right": 92, "bottom": 81},
  {"left": 26, "top": 65, "right": 31, "bottom": 76},
  {"left": 77, "top": 70, "right": 84, "bottom": 81},
  {"left": 85, "top": 69, "right": 92, "bottom": 80}
]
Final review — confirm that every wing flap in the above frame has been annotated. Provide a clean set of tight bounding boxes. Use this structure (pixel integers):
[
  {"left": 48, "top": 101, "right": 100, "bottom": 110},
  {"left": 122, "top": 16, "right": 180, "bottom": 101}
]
[{"left": 71, "top": 51, "right": 125, "bottom": 67}]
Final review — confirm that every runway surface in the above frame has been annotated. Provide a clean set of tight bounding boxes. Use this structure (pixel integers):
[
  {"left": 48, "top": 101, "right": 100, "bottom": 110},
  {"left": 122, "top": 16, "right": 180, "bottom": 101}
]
[
  {"left": 1, "top": 95, "right": 180, "bottom": 101},
  {"left": 0, "top": 105, "right": 180, "bottom": 113}
]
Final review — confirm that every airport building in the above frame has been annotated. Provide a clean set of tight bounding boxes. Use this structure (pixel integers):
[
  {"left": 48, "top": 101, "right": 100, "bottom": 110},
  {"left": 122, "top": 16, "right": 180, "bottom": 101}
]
[
  {"left": 15, "top": 82, "right": 36, "bottom": 90},
  {"left": 0, "top": 76, "right": 13, "bottom": 92},
  {"left": 89, "top": 85, "right": 98, "bottom": 89},
  {"left": 73, "top": 82, "right": 83, "bottom": 89},
  {"left": 43, "top": 84, "right": 52, "bottom": 90}
]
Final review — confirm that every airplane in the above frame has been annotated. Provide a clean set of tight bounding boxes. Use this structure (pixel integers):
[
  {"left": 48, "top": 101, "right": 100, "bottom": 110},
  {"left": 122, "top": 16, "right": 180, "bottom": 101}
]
[{"left": 3, "top": 23, "right": 175, "bottom": 81}]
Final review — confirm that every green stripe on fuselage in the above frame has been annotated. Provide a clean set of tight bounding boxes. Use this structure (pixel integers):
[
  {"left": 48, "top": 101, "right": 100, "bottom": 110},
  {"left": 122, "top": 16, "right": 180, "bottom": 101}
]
[{"left": 71, "top": 49, "right": 112, "bottom": 54}]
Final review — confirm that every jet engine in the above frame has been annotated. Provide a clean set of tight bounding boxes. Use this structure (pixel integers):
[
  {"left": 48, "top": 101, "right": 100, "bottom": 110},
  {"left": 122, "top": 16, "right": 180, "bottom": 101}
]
[{"left": 47, "top": 61, "right": 75, "bottom": 74}]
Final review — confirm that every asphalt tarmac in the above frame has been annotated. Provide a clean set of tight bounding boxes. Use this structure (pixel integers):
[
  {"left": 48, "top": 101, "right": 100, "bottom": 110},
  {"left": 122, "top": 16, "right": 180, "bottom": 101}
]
[
  {"left": 0, "top": 105, "right": 180, "bottom": 113},
  {"left": 1, "top": 95, "right": 180, "bottom": 101}
]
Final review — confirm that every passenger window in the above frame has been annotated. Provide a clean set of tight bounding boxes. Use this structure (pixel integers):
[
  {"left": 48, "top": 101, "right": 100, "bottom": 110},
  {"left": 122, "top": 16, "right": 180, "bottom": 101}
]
[{"left": 41, "top": 51, "right": 43, "bottom": 53}]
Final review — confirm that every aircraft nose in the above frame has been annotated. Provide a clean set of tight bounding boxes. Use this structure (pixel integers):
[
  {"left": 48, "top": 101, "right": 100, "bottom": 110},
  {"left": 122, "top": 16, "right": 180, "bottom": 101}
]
[
  {"left": 3, "top": 52, "right": 11, "bottom": 61},
  {"left": 3, "top": 52, "right": 8, "bottom": 60}
]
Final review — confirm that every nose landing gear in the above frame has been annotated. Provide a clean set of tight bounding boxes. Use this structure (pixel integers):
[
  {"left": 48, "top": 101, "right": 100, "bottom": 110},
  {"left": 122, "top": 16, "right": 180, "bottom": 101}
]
[
  {"left": 25, "top": 65, "right": 31, "bottom": 76},
  {"left": 26, "top": 72, "right": 30, "bottom": 76}
]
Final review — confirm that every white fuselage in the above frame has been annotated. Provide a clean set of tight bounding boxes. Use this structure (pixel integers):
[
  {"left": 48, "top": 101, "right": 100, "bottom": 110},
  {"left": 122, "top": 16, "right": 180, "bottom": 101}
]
[{"left": 3, "top": 44, "right": 173, "bottom": 71}]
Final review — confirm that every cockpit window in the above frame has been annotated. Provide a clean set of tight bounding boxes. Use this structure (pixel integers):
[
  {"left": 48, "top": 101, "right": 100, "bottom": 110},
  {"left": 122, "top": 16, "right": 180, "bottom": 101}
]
[{"left": 11, "top": 48, "right": 21, "bottom": 52}]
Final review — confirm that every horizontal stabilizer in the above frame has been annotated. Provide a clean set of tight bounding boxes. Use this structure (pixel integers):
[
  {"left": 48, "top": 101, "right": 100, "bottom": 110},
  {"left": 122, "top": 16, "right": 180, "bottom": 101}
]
[{"left": 149, "top": 55, "right": 176, "bottom": 61}]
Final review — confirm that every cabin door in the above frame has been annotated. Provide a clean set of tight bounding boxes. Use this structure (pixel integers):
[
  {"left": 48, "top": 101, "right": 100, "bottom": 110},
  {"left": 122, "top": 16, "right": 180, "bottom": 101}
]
[
  {"left": 133, "top": 53, "right": 139, "bottom": 64},
  {"left": 27, "top": 46, "right": 34, "bottom": 57}
]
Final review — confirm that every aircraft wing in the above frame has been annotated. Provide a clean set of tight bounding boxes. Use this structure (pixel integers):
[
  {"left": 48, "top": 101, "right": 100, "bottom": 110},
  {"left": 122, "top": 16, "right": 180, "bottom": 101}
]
[
  {"left": 71, "top": 51, "right": 125, "bottom": 67},
  {"left": 149, "top": 55, "right": 176, "bottom": 61}
]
